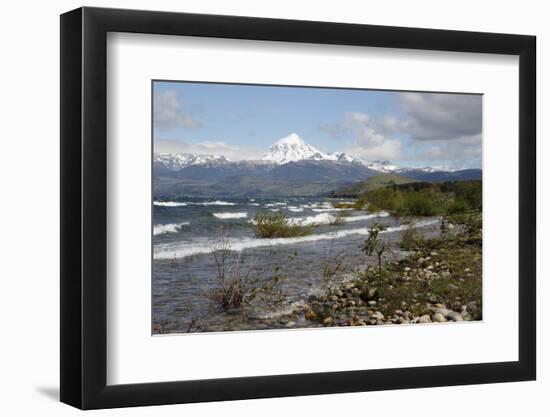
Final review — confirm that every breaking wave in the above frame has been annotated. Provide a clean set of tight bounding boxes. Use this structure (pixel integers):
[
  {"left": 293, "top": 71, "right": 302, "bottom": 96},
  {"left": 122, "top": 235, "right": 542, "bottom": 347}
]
[
  {"left": 312, "top": 208, "right": 352, "bottom": 212},
  {"left": 288, "top": 211, "right": 390, "bottom": 226},
  {"left": 154, "top": 201, "right": 187, "bottom": 207},
  {"left": 212, "top": 212, "right": 248, "bottom": 219},
  {"left": 153, "top": 222, "right": 189, "bottom": 235},
  {"left": 195, "top": 200, "right": 236, "bottom": 206},
  {"left": 154, "top": 218, "right": 438, "bottom": 259}
]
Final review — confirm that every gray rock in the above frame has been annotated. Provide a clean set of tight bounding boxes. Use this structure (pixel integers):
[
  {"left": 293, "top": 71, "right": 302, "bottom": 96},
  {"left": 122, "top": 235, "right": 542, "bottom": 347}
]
[
  {"left": 435, "top": 307, "right": 451, "bottom": 317},
  {"left": 372, "top": 311, "right": 384, "bottom": 321},
  {"left": 367, "top": 300, "right": 377, "bottom": 307},
  {"left": 418, "top": 315, "right": 431, "bottom": 324},
  {"left": 446, "top": 311, "right": 463, "bottom": 321},
  {"left": 432, "top": 313, "right": 446, "bottom": 322},
  {"left": 466, "top": 301, "right": 478, "bottom": 313}
]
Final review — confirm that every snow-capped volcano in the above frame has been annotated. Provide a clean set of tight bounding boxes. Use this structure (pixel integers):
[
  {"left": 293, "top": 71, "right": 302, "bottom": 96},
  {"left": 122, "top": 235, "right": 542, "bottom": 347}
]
[
  {"left": 261, "top": 133, "right": 353, "bottom": 165},
  {"left": 261, "top": 133, "right": 321, "bottom": 164},
  {"left": 155, "top": 133, "right": 454, "bottom": 175}
]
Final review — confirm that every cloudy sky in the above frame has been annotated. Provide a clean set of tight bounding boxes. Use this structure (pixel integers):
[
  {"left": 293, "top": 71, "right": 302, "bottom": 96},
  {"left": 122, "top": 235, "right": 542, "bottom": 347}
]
[{"left": 153, "top": 81, "right": 482, "bottom": 170}]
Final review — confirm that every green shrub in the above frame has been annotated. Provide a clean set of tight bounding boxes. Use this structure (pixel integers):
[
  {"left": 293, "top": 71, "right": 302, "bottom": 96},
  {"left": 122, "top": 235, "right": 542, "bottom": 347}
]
[
  {"left": 360, "top": 180, "right": 481, "bottom": 217},
  {"left": 404, "top": 190, "right": 445, "bottom": 216},
  {"left": 447, "top": 199, "right": 470, "bottom": 215},
  {"left": 366, "top": 188, "right": 404, "bottom": 213},
  {"left": 252, "top": 212, "right": 313, "bottom": 238},
  {"left": 361, "top": 223, "right": 388, "bottom": 273},
  {"left": 366, "top": 202, "right": 381, "bottom": 213}
]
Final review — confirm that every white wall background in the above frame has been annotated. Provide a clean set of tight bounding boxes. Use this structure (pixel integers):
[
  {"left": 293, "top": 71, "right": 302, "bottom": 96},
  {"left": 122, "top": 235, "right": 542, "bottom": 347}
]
[{"left": 0, "top": 0, "right": 545, "bottom": 415}]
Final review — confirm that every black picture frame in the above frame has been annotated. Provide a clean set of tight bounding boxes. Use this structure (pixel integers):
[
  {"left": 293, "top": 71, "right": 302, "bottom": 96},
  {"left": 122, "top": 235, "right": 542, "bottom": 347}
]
[{"left": 60, "top": 6, "right": 536, "bottom": 410}]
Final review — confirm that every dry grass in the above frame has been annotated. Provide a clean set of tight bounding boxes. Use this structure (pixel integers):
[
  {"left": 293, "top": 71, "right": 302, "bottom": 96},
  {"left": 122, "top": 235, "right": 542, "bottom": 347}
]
[{"left": 252, "top": 212, "right": 313, "bottom": 238}]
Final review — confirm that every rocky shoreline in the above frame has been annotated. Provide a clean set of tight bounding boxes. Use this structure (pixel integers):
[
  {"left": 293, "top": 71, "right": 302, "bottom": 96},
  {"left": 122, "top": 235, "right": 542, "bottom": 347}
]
[{"left": 272, "top": 214, "right": 482, "bottom": 328}]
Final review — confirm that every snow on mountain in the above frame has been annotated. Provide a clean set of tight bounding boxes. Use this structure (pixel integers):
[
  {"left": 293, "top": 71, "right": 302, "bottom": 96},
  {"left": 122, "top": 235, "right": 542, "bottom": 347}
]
[
  {"left": 260, "top": 133, "right": 356, "bottom": 165},
  {"left": 394, "top": 166, "right": 437, "bottom": 174},
  {"left": 154, "top": 153, "right": 229, "bottom": 171},
  {"left": 262, "top": 133, "right": 325, "bottom": 164},
  {"left": 358, "top": 160, "right": 399, "bottom": 173},
  {"left": 155, "top": 133, "right": 452, "bottom": 175}
]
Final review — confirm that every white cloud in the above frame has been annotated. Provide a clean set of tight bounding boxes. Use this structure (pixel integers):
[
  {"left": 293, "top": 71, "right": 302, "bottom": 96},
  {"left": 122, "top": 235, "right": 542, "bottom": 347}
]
[
  {"left": 155, "top": 139, "right": 262, "bottom": 161},
  {"left": 399, "top": 92, "right": 482, "bottom": 141},
  {"left": 154, "top": 90, "right": 201, "bottom": 130},
  {"left": 321, "top": 92, "right": 482, "bottom": 167},
  {"left": 405, "top": 134, "right": 482, "bottom": 170},
  {"left": 329, "top": 111, "right": 402, "bottom": 160},
  {"left": 346, "top": 140, "right": 402, "bottom": 161}
]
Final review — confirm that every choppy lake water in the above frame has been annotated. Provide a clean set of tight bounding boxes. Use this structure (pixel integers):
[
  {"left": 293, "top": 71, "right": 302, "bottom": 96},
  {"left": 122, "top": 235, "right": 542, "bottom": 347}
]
[{"left": 153, "top": 197, "right": 440, "bottom": 334}]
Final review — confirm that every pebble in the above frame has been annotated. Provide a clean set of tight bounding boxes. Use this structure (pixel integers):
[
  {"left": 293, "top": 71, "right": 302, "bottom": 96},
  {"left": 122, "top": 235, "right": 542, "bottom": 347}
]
[
  {"left": 305, "top": 310, "right": 317, "bottom": 320},
  {"left": 418, "top": 315, "right": 431, "bottom": 324},
  {"left": 367, "top": 300, "right": 377, "bottom": 307},
  {"left": 285, "top": 321, "right": 296, "bottom": 327},
  {"left": 446, "top": 311, "right": 463, "bottom": 321},
  {"left": 323, "top": 317, "right": 333, "bottom": 326},
  {"left": 372, "top": 311, "right": 384, "bottom": 321},
  {"left": 432, "top": 313, "right": 446, "bottom": 322},
  {"left": 435, "top": 308, "right": 451, "bottom": 317},
  {"left": 466, "top": 301, "right": 478, "bottom": 313}
]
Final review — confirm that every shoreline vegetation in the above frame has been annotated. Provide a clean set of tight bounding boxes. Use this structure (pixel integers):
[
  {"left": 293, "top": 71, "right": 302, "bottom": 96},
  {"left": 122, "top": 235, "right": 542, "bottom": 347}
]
[
  {"left": 154, "top": 177, "right": 482, "bottom": 333},
  {"left": 297, "top": 211, "right": 482, "bottom": 327},
  {"left": 292, "top": 179, "right": 482, "bottom": 327},
  {"left": 252, "top": 212, "right": 314, "bottom": 238}
]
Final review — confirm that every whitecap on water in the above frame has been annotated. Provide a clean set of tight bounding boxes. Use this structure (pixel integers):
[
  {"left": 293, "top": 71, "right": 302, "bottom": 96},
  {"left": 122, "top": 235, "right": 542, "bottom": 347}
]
[
  {"left": 212, "top": 212, "right": 248, "bottom": 219},
  {"left": 154, "top": 214, "right": 436, "bottom": 260},
  {"left": 154, "top": 201, "right": 187, "bottom": 207},
  {"left": 153, "top": 222, "right": 189, "bottom": 235}
]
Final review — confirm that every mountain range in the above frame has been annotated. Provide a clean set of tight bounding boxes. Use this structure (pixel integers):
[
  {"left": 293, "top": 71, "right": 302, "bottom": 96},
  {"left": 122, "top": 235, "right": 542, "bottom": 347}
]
[{"left": 154, "top": 133, "right": 481, "bottom": 197}]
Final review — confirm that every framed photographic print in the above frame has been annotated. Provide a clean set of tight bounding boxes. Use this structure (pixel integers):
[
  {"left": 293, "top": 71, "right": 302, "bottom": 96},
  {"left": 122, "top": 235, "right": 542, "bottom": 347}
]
[{"left": 60, "top": 7, "right": 536, "bottom": 409}]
